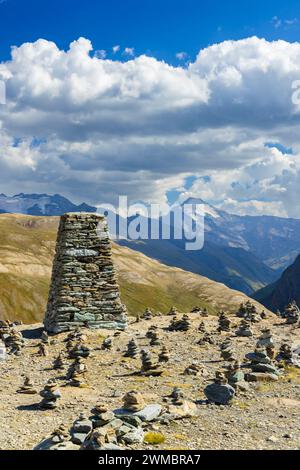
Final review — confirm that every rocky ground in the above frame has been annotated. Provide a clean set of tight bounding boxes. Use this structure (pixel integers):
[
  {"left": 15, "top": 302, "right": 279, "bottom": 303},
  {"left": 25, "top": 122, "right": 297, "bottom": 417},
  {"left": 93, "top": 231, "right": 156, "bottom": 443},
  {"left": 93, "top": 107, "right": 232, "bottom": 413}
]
[{"left": 0, "top": 311, "right": 300, "bottom": 450}]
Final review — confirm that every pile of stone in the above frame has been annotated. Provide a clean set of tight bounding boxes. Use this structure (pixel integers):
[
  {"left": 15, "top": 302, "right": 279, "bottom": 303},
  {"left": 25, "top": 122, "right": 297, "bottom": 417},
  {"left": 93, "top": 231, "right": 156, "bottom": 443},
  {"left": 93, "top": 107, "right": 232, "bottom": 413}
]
[
  {"left": 225, "top": 361, "right": 248, "bottom": 391},
  {"left": 168, "top": 314, "right": 191, "bottom": 332},
  {"left": 245, "top": 347, "right": 280, "bottom": 382},
  {"left": 201, "top": 308, "right": 209, "bottom": 317},
  {"left": 71, "top": 413, "right": 93, "bottom": 445},
  {"left": 44, "top": 213, "right": 127, "bottom": 334},
  {"left": 39, "top": 379, "right": 61, "bottom": 409},
  {"left": 158, "top": 346, "right": 170, "bottom": 363},
  {"left": 140, "top": 349, "right": 162, "bottom": 376},
  {"left": 204, "top": 371, "right": 235, "bottom": 405},
  {"left": 142, "top": 308, "right": 153, "bottom": 320},
  {"left": 284, "top": 302, "right": 300, "bottom": 325},
  {"left": 0, "top": 320, "right": 11, "bottom": 340},
  {"left": 184, "top": 363, "right": 207, "bottom": 376},
  {"left": 164, "top": 387, "right": 198, "bottom": 420},
  {"left": 53, "top": 353, "right": 65, "bottom": 370},
  {"left": 124, "top": 338, "right": 139, "bottom": 358},
  {"left": 101, "top": 338, "right": 113, "bottom": 350},
  {"left": 149, "top": 331, "right": 160, "bottom": 346},
  {"left": 190, "top": 306, "right": 202, "bottom": 314},
  {"left": 5, "top": 329, "right": 24, "bottom": 355},
  {"left": 220, "top": 339, "right": 236, "bottom": 362},
  {"left": 146, "top": 325, "right": 157, "bottom": 339},
  {"left": 17, "top": 377, "right": 37, "bottom": 395},
  {"left": 276, "top": 343, "right": 300, "bottom": 368},
  {"left": 37, "top": 343, "right": 48, "bottom": 357},
  {"left": 218, "top": 311, "right": 231, "bottom": 332},
  {"left": 168, "top": 306, "right": 178, "bottom": 316},
  {"left": 256, "top": 328, "right": 275, "bottom": 359},
  {"left": 197, "top": 332, "right": 215, "bottom": 345},
  {"left": 198, "top": 321, "right": 206, "bottom": 333},
  {"left": 69, "top": 342, "right": 90, "bottom": 359},
  {"left": 235, "top": 319, "right": 253, "bottom": 337},
  {"left": 236, "top": 301, "right": 261, "bottom": 322},
  {"left": 67, "top": 357, "right": 87, "bottom": 381}
]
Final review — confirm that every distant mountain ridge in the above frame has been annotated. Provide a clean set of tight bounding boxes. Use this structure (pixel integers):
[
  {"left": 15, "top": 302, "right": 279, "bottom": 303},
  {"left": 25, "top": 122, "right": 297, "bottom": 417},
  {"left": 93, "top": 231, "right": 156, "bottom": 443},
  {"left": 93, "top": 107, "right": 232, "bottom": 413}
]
[
  {"left": 253, "top": 254, "right": 300, "bottom": 312},
  {"left": 0, "top": 193, "right": 96, "bottom": 216},
  {"left": 2, "top": 193, "right": 300, "bottom": 295}
]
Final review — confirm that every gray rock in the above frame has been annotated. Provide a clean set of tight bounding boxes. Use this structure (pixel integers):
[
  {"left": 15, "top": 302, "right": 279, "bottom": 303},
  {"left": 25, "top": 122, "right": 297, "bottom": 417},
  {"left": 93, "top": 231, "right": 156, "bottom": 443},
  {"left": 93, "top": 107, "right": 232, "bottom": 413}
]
[
  {"left": 122, "top": 427, "right": 145, "bottom": 444},
  {"left": 204, "top": 383, "right": 235, "bottom": 405},
  {"left": 114, "top": 404, "right": 162, "bottom": 422}
]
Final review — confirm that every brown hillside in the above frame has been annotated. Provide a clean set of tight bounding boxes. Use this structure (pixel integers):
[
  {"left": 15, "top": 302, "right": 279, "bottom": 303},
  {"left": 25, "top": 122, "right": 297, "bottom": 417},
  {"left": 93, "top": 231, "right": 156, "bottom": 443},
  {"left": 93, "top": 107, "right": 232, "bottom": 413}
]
[{"left": 0, "top": 214, "right": 271, "bottom": 323}]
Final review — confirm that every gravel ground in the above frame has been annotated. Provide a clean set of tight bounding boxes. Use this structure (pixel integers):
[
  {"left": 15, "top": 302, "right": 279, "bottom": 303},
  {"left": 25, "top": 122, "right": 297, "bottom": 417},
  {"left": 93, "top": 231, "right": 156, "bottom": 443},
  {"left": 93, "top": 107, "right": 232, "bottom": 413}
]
[{"left": 0, "top": 313, "right": 300, "bottom": 450}]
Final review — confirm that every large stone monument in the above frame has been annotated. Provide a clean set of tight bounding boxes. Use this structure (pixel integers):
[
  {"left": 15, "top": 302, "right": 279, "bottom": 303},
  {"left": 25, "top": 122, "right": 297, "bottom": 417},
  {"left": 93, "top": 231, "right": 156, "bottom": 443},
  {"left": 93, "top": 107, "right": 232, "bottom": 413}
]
[{"left": 44, "top": 213, "right": 127, "bottom": 333}]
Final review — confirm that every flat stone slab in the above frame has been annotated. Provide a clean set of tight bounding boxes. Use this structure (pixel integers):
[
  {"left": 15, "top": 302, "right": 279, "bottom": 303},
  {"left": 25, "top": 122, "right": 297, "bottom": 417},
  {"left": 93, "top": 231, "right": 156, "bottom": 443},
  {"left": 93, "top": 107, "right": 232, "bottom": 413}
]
[{"left": 114, "top": 404, "right": 162, "bottom": 422}]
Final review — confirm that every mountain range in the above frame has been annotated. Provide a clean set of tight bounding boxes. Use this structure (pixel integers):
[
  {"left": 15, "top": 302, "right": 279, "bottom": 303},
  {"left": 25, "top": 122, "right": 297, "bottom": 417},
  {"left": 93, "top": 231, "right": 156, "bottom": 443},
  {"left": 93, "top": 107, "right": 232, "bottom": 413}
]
[
  {"left": 253, "top": 254, "right": 300, "bottom": 312},
  {"left": 0, "top": 213, "right": 269, "bottom": 323},
  {"left": 1, "top": 193, "right": 300, "bottom": 296},
  {"left": 0, "top": 193, "right": 96, "bottom": 216}
]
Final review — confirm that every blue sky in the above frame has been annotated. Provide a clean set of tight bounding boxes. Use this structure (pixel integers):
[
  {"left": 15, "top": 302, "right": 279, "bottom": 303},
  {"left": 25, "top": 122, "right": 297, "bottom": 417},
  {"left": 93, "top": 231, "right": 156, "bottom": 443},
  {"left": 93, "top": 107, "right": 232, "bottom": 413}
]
[
  {"left": 1, "top": 0, "right": 300, "bottom": 62},
  {"left": 1, "top": 1, "right": 300, "bottom": 217}
]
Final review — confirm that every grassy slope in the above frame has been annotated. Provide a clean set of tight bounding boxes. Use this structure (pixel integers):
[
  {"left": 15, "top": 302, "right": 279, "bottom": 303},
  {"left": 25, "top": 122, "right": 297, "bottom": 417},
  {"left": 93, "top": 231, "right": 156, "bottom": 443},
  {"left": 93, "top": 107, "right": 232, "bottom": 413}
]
[{"left": 0, "top": 214, "right": 270, "bottom": 323}]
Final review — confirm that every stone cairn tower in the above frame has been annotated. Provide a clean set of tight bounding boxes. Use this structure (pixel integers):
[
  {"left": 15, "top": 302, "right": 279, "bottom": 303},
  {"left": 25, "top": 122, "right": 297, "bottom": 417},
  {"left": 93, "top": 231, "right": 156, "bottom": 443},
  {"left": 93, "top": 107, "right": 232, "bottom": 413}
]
[{"left": 44, "top": 213, "right": 127, "bottom": 333}]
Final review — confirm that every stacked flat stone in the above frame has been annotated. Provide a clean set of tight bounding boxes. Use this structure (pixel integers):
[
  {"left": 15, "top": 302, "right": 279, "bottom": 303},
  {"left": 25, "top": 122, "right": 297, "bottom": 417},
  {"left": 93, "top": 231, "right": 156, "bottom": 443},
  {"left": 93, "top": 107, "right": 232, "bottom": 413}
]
[
  {"left": 146, "top": 325, "right": 157, "bottom": 339},
  {"left": 225, "top": 361, "right": 248, "bottom": 391},
  {"left": 198, "top": 321, "right": 206, "bottom": 333},
  {"left": 276, "top": 344, "right": 300, "bottom": 367},
  {"left": 149, "top": 331, "right": 160, "bottom": 346},
  {"left": 159, "top": 346, "right": 170, "bottom": 362},
  {"left": 44, "top": 213, "right": 127, "bottom": 333},
  {"left": 67, "top": 357, "right": 87, "bottom": 380},
  {"left": 169, "top": 314, "right": 191, "bottom": 332},
  {"left": 204, "top": 371, "right": 235, "bottom": 405},
  {"left": 170, "top": 387, "right": 185, "bottom": 405},
  {"left": 69, "top": 342, "right": 90, "bottom": 359},
  {"left": 218, "top": 311, "right": 231, "bottom": 332},
  {"left": 184, "top": 363, "right": 201, "bottom": 376},
  {"left": 140, "top": 349, "right": 162, "bottom": 375},
  {"left": 201, "top": 308, "right": 209, "bottom": 317},
  {"left": 5, "top": 329, "right": 24, "bottom": 355},
  {"left": 39, "top": 379, "right": 61, "bottom": 409},
  {"left": 53, "top": 353, "right": 65, "bottom": 370},
  {"left": 168, "top": 306, "right": 178, "bottom": 316},
  {"left": 245, "top": 347, "right": 280, "bottom": 381},
  {"left": 17, "top": 377, "right": 37, "bottom": 395},
  {"left": 37, "top": 343, "right": 48, "bottom": 357},
  {"left": 235, "top": 319, "right": 253, "bottom": 337},
  {"left": 220, "top": 339, "right": 236, "bottom": 362},
  {"left": 142, "top": 308, "right": 153, "bottom": 320},
  {"left": 198, "top": 332, "right": 214, "bottom": 345},
  {"left": 237, "top": 301, "right": 260, "bottom": 322},
  {"left": 124, "top": 339, "right": 139, "bottom": 358},
  {"left": 190, "top": 306, "right": 202, "bottom": 314},
  {"left": 284, "top": 302, "right": 300, "bottom": 325},
  {"left": 123, "top": 391, "right": 145, "bottom": 412},
  {"left": 256, "top": 329, "right": 275, "bottom": 359},
  {"left": 101, "top": 338, "right": 113, "bottom": 350}
]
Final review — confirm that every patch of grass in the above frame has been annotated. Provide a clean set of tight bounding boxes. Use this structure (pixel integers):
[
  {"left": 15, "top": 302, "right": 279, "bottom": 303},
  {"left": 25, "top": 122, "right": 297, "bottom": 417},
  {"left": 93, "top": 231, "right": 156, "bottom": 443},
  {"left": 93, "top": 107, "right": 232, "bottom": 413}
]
[
  {"left": 144, "top": 432, "right": 166, "bottom": 445},
  {"left": 232, "top": 400, "right": 251, "bottom": 410},
  {"left": 280, "top": 365, "right": 300, "bottom": 384},
  {"left": 256, "top": 383, "right": 275, "bottom": 392},
  {"left": 174, "top": 434, "right": 187, "bottom": 441}
]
